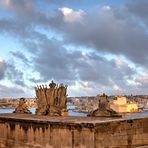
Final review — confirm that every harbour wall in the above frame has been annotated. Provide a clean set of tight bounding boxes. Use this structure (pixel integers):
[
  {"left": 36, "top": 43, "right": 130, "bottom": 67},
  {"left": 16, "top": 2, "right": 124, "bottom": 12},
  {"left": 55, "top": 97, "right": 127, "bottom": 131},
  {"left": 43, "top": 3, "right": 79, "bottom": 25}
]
[{"left": 0, "top": 114, "right": 147, "bottom": 148}]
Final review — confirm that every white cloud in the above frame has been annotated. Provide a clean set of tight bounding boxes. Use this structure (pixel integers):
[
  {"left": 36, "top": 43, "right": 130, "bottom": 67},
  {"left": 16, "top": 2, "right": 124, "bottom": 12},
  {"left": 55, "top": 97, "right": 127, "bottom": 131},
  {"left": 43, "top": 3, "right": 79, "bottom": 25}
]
[
  {"left": 113, "top": 84, "right": 121, "bottom": 91},
  {"left": 0, "top": 57, "right": 4, "bottom": 63},
  {"left": 135, "top": 72, "right": 148, "bottom": 86},
  {"left": 102, "top": 5, "right": 111, "bottom": 11},
  {"left": 115, "top": 58, "right": 123, "bottom": 66},
  {"left": 69, "top": 81, "right": 94, "bottom": 96},
  {"left": 59, "top": 7, "right": 85, "bottom": 23}
]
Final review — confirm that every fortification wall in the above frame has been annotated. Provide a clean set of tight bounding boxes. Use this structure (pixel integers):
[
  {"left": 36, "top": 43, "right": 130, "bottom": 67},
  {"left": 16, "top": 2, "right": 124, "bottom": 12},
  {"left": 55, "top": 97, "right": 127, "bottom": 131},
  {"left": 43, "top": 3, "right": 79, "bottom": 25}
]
[{"left": 0, "top": 114, "right": 147, "bottom": 148}]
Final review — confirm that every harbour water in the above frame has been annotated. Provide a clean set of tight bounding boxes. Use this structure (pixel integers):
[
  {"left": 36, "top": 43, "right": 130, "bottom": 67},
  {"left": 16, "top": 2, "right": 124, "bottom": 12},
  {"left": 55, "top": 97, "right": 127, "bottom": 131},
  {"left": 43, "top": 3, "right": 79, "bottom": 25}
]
[
  {"left": 0, "top": 106, "right": 87, "bottom": 116},
  {"left": 0, "top": 108, "right": 148, "bottom": 117}
]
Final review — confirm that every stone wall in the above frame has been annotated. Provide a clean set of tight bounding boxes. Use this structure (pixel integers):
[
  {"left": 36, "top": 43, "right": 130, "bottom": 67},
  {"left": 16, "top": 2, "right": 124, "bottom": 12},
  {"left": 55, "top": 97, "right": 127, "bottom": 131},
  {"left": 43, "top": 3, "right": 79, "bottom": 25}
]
[{"left": 0, "top": 114, "right": 147, "bottom": 148}]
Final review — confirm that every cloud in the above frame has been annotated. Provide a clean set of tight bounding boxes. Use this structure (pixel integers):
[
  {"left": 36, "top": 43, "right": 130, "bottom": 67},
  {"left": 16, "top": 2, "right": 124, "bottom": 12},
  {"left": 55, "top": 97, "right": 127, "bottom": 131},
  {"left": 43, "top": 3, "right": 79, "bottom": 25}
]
[
  {"left": 32, "top": 39, "right": 79, "bottom": 83},
  {"left": 0, "top": 84, "right": 25, "bottom": 98},
  {"left": 0, "top": 0, "right": 148, "bottom": 96},
  {"left": 0, "top": 57, "right": 7, "bottom": 80},
  {"left": 28, "top": 37, "right": 136, "bottom": 96},
  {"left": 6, "top": 63, "right": 26, "bottom": 87},
  {"left": 0, "top": 1, "right": 148, "bottom": 70},
  {"left": 0, "top": 0, "right": 34, "bottom": 17},
  {"left": 69, "top": 81, "right": 94, "bottom": 96},
  {"left": 127, "top": 0, "right": 148, "bottom": 19},
  {"left": 0, "top": 0, "right": 11, "bottom": 8},
  {"left": 10, "top": 51, "right": 30, "bottom": 66},
  {"left": 59, "top": 7, "right": 85, "bottom": 23},
  {"left": 135, "top": 72, "right": 148, "bottom": 88},
  {"left": 54, "top": 6, "right": 148, "bottom": 68}
]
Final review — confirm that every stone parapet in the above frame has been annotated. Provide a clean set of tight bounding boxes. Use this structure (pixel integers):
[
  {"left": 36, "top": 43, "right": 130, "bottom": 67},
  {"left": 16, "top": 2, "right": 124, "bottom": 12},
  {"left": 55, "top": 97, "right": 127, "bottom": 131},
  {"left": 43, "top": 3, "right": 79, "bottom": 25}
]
[{"left": 0, "top": 113, "right": 147, "bottom": 147}]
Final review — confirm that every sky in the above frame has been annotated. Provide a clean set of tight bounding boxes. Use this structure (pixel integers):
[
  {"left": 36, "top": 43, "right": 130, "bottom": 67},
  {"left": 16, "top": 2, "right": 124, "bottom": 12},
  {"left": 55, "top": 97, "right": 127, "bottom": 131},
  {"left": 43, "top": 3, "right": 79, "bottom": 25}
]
[{"left": 0, "top": 0, "right": 148, "bottom": 98}]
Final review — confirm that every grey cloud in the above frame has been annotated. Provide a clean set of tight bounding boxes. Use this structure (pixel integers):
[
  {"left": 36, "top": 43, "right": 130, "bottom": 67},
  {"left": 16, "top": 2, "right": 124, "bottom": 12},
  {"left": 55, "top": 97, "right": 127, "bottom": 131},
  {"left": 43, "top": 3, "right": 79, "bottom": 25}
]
[
  {"left": 75, "top": 53, "right": 135, "bottom": 86},
  {"left": 0, "top": 0, "right": 147, "bottom": 95},
  {"left": 0, "top": 84, "right": 25, "bottom": 98},
  {"left": 0, "top": 59, "right": 7, "bottom": 80},
  {"left": 134, "top": 73, "right": 148, "bottom": 89},
  {"left": 53, "top": 7, "right": 148, "bottom": 68},
  {"left": 10, "top": 51, "right": 30, "bottom": 65},
  {"left": 30, "top": 37, "right": 136, "bottom": 89},
  {"left": 32, "top": 39, "right": 78, "bottom": 83},
  {"left": 127, "top": 0, "right": 148, "bottom": 19},
  {"left": 6, "top": 63, "right": 26, "bottom": 87},
  {"left": 29, "top": 78, "right": 43, "bottom": 83},
  {"left": 0, "top": 0, "right": 35, "bottom": 18},
  {"left": 0, "top": 0, "right": 148, "bottom": 70}
]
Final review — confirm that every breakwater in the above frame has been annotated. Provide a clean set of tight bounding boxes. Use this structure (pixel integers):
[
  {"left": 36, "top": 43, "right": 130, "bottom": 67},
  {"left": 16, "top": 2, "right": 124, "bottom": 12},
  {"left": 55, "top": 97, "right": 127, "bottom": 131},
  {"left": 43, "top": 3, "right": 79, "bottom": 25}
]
[{"left": 0, "top": 113, "right": 148, "bottom": 148}]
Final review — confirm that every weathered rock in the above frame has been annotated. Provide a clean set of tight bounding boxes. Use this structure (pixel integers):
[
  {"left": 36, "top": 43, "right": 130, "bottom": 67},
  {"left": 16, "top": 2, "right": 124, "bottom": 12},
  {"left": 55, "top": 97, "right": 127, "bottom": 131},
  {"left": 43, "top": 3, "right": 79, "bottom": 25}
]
[
  {"left": 35, "top": 80, "right": 68, "bottom": 116},
  {"left": 88, "top": 93, "right": 121, "bottom": 117},
  {"left": 13, "top": 98, "right": 32, "bottom": 114}
]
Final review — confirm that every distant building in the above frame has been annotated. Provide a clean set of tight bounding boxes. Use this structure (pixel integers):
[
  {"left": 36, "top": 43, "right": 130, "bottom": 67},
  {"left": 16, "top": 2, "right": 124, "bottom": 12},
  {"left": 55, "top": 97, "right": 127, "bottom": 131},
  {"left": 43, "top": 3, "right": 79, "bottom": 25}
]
[{"left": 110, "top": 96, "right": 139, "bottom": 113}]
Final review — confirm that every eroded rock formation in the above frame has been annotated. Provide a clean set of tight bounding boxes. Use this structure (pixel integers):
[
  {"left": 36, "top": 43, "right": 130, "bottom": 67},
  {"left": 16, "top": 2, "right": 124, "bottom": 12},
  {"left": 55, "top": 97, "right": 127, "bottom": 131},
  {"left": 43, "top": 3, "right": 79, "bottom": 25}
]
[
  {"left": 35, "top": 80, "right": 68, "bottom": 116},
  {"left": 88, "top": 93, "right": 121, "bottom": 117},
  {"left": 13, "top": 98, "right": 32, "bottom": 114}
]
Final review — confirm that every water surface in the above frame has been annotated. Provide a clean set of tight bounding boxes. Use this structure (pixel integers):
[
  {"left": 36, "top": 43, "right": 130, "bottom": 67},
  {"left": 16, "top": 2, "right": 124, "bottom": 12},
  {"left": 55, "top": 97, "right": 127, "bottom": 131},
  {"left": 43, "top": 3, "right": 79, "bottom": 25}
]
[{"left": 0, "top": 107, "right": 87, "bottom": 116}]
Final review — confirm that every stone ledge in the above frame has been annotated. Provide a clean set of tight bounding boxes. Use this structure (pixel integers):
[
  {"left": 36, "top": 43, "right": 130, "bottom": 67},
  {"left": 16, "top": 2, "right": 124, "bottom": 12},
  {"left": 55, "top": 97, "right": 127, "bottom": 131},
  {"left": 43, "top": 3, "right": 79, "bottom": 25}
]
[
  {"left": 0, "top": 112, "right": 147, "bottom": 129},
  {"left": 0, "top": 113, "right": 147, "bottom": 148}
]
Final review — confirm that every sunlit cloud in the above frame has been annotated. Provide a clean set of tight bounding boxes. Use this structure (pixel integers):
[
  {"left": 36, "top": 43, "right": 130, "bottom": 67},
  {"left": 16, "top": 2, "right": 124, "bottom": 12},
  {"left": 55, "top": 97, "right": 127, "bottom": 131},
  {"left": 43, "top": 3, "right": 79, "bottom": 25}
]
[
  {"left": 59, "top": 7, "right": 85, "bottom": 23},
  {"left": 0, "top": 0, "right": 148, "bottom": 97}
]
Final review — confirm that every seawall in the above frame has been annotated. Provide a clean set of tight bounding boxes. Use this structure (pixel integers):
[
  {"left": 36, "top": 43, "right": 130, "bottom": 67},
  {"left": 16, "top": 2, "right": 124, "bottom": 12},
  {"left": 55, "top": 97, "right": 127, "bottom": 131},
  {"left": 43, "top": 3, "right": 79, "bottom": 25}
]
[{"left": 0, "top": 113, "right": 148, "bottom": 148}]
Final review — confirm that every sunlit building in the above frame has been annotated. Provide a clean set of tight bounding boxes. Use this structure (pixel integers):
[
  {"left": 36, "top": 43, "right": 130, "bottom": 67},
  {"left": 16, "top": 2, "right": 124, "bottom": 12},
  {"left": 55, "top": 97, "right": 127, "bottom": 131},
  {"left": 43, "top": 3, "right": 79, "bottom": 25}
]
[{"left": 110, "top": 96, "right": 139, "bottom": 113}]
